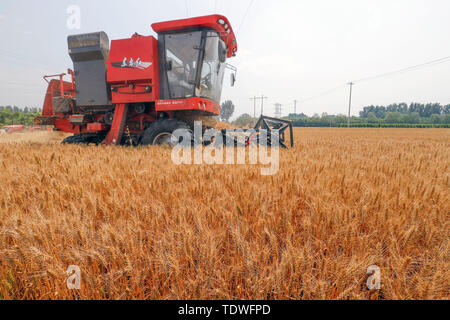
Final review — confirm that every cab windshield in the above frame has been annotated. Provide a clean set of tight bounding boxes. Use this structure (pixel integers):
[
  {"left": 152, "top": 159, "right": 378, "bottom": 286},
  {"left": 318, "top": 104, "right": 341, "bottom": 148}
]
[
  {"left": 160, "top": 29, "right": 226, "bottom": 104},
  {"left": 199, "top": 31, "right": 226, "bottom": 103}
]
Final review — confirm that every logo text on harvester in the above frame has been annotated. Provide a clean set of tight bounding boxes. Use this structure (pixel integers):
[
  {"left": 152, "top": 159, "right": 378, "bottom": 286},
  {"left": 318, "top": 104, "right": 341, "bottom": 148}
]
[{"left": 222, "top": 304, "right": 271, "bottom": 316}]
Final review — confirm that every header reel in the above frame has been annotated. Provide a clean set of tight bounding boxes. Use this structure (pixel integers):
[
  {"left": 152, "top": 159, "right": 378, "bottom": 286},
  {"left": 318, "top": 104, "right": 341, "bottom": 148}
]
[{"left": 219, "top": 115, "right": 294, "bottom": 148}]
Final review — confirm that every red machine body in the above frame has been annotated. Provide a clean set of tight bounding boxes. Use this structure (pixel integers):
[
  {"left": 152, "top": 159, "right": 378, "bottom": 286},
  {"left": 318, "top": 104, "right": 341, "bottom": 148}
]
[
  {"left": 36, "top": 14, "right": 237, "bottom": 145},
  {"left": 107, "top": 34, "right": 160, "bottom": 103},
  {"left": 2, "top": 125, "right": 25, "bottom": 134}
]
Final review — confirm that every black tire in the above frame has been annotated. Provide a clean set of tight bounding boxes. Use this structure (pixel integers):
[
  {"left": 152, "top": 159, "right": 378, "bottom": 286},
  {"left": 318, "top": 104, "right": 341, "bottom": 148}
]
[
  {"left": 61, "top": 135, "right": 87, "bottom": 145},
  {"left": 140, "top": 119, "right": 192, "bottom": 146},
  {"left": 84, "top": 134, "right": 106, "bottom": 145},
  {"left": 62, "top": 134, "right": 105, "bottom": 145}
]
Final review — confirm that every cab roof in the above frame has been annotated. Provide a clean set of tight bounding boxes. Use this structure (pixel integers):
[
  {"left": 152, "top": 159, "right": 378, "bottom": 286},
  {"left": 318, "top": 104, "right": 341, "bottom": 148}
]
[{"left": 152, "top": 14, "right": 237, "bottom": 58}]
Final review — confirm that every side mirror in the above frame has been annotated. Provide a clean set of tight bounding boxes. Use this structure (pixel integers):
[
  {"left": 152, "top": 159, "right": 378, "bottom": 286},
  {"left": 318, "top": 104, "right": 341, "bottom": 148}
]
[
  {"left": 230, "top": 73, "right": 236, "bottom": 87},
  {"left": 166, "top": 60, "right": 173, "bottom": 71},
  {"left": 218, "top": 40, "right": 227, "bottom": 63}
]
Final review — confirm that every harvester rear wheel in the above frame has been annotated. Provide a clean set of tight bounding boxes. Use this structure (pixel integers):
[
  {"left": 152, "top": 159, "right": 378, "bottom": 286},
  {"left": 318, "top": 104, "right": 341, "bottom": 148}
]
[
  {"left": 62, "top": 134, "right": 105, "bottom": 145},
  {"left": 61, "top": 135, "right": 87, "bottom": 145},
  {"left": 140, "top": 119, "right": 192, "bottom": 146}
]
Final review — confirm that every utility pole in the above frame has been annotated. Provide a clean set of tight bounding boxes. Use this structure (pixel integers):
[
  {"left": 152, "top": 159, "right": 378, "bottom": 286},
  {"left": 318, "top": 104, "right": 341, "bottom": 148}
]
[
  {"left": 347, "top": 82, "right": 354, "bottom": 128},
  {"left": 259, "top": 95, "right": 268, "bottom": 115},
  {"left": 249, "top": 96, "right": 257, "bottom": 118},
  {"left": 294, "top": 99, "right": 297, "bottom": 115},
  {"left": 251, "top": 95, "right": 268, "bottom": 116},
  {"left": 274, "top": 103, "right": 282, "bottom": 118}
]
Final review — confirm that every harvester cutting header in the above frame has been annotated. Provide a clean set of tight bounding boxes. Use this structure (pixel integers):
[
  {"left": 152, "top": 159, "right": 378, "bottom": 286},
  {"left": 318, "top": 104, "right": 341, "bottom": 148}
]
[{"left": 36, "top": 14, "right": 292, "bottom": 147}]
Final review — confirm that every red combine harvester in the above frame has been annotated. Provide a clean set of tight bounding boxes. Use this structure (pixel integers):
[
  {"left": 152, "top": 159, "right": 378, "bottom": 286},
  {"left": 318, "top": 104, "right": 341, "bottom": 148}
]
[
  {"left": 2, "top": 125, "right": 25, "bottom": 134},
  {"left": 1, "top": 125, "right": 45, "bottom": 134},
  {"left": 36, "top": 14, "right": 293, "bottom": 147}
]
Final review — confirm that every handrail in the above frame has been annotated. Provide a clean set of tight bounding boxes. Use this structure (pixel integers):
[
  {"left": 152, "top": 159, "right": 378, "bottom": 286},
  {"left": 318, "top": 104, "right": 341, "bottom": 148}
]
[{"left": 43, "top": 69, "right": 75, "bottom": 98}]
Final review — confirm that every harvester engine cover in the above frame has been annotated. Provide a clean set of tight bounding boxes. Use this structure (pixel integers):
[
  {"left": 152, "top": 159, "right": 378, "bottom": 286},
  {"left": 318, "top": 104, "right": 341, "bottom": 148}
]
[{"left": 107, "top": 34, "right": 159, "bottom": 104}]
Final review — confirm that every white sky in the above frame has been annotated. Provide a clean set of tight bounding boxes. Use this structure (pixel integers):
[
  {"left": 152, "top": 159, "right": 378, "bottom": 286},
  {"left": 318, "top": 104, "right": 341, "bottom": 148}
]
[{"left": 0, "top": 0, "right": 449, "bottom": 118}]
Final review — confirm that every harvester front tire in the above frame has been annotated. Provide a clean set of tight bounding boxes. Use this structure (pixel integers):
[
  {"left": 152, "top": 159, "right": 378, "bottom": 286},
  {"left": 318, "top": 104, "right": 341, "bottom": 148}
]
[{"left": 140, "top": 119, "right": 192, "bottom": 146}]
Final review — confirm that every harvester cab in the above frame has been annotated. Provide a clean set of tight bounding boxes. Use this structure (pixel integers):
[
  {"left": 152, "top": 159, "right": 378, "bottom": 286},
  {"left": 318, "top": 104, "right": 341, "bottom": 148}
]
[{"left": 35, "top": 14, "right": 293, "bottom": 147}]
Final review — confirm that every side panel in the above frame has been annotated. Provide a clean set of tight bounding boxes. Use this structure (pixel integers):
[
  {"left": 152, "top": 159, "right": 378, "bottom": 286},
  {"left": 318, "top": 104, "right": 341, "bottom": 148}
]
[
  {"left": 156, "top": 97, "right": 220, "bottom": 116},
  {"left": 73, "top": 60, "right": 110, "bottom": 106},
  {"left": 107, "top": 35, "right": 159, "bottom": 104}
]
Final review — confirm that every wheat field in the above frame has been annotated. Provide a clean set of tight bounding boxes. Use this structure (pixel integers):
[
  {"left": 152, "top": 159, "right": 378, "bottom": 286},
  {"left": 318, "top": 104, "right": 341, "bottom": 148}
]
[{"left": 0, "top": 128, "right": 448, "bottom": 300}]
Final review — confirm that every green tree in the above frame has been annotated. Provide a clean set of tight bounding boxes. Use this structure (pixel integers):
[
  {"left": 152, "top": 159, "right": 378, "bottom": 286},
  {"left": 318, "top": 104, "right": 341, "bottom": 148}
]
[
  {"left": 367, "top": 112, "right": 377, "bottom": 123},
  {"left": 232, "top": 113, "right": 253, "bottom": 127},
  {"left": 385, "top": 112, "right": 402, "bottom": 123},
  {"left": 444, "top": 105, "right": 450, "bottom": 115},
  {"left": 402, "top": 112, "right": 420, "bottom": 124},
  {"left": 220, "top": 100, "right": 235, "bottom": 122},
  {"left": 444, "top": 114, "right": 450, "bottom": 124},
  {"left": 0, "top": 109, "right": 40, "bottom": 126},
  {"left": 430, "top": 114, "right": 441, "bottom": 124}
]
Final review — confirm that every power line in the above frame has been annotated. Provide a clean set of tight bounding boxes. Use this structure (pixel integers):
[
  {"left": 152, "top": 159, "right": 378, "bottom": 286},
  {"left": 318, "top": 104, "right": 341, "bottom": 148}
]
[
  {"left": 239, "top": 0, "right": 254, "bottom": 31},
  {"left": 298, "top": 84, "right": 347, "bottom": 104},
  {"left": 0, "top": 49, "right": 56, "bottom": 72},
  {"left": 0, "top": 80, "right": 43, "bottom": 87},
  {"left": 353, "top": 55, "right": 450, "bottom": 83},
  {"left": 284, "top": 54, "right": 450, "bottom": 106},
  {"left": 345, "top": 54, "right": 450, "bottom": 120}
]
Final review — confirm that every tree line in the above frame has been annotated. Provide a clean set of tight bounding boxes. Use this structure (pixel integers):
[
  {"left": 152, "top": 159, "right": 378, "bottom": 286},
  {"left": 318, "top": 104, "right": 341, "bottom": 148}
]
[
  {"left": 0, "top": 106, "right": 41, "bottom": 126},
  {"left": 229, "top": 102, "right": 450, "bottom": 128},
  {"left": 286, "top": 115, "right": 450, "bottom": 128},
  {"left": 359, "top": 103, "right": 449, "bottom": 118},
  {"left": 285, "top": 102, "right": 450, "bottom": 128},
  {"left": 0, "top": 106, "right": 42, "bottom": 113}
]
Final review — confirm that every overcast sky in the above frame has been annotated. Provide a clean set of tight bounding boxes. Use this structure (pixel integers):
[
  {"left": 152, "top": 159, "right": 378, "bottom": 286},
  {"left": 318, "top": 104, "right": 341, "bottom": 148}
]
[{"left": 1, "top": 0, "right": 450, "bottom": 117}]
